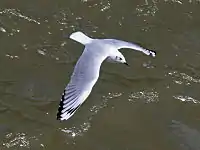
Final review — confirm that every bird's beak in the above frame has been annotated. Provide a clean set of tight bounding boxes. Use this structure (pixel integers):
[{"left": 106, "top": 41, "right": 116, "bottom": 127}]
[{"left": 124, "top": 62, "right": 129, "bottom": 66}]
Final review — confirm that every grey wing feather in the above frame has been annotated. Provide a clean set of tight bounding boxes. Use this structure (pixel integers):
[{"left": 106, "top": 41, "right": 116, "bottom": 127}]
[
  {"left": 104, "top": 39, "right": 156, "bottom": 57},
  {"left": 57, "top": 84, "right": 81, "bottom": 121},
  {"left": 57, "top": 46, "right": 107, "bottom": 121}
]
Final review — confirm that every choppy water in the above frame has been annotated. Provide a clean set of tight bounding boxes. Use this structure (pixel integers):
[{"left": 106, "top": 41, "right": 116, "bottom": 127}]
[{"left": 0, "top": 0, "right": 200, "bottom": 149}]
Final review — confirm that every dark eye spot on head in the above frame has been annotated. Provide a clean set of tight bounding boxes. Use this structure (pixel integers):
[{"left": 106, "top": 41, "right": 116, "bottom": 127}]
[{"left": 119, "top": 57, "right": 122, "bottom": 60}]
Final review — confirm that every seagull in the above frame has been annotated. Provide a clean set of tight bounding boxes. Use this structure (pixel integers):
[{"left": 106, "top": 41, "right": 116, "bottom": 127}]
[{"left": 57, "top": 31, "right": 156, "bottom": 121}]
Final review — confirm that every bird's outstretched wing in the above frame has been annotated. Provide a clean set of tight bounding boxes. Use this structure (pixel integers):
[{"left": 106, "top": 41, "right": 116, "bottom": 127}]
[
  {"left": 57, "top": 47, "right": 107, "bottom": 121},
  {"left": 104, "top": 39, "right": 156, "bottom": 57}
]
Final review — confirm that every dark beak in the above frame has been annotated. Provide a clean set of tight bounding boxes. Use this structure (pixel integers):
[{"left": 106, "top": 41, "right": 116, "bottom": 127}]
[{"left": 124, "top": 62, "right": 129, "bottom": 66}]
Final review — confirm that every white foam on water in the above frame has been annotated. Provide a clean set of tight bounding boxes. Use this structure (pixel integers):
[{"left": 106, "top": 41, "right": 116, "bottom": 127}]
[
  {"left": 128, "top": 90, "right": 159, "bottom": 103},
  {"left": 2, "top": 132, "right": 39, "bottom": 149}
]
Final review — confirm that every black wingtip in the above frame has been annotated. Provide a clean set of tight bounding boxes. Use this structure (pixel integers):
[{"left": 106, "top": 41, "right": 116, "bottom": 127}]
[
  {"left": 149, "top": 50, "right": 156, "bottom": 57},
  {"left": 56, "top": 89, "right": 81, "bottom": 121},
  {"left": 57, "top": 107, "right": 62, "bottom": 120},
  {"left": 56, "top": 106, "right": 63, "bottom": 120},
  {"left": 56, "top": 92, "right": 65, "bottom": 120}
]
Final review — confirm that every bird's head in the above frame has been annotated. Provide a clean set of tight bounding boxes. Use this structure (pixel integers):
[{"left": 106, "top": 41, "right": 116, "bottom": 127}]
[{"left": 108, "top": 51, "right": 129, "bottom": 66}]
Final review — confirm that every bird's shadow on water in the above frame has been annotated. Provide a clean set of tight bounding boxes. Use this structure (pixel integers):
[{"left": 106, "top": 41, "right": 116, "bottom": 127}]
[
  {"left": 53, "top": 87, "right": 125, "bottom": 139},
  {"left": 170, "top": 120, "right": 200, "bottom": 150}
]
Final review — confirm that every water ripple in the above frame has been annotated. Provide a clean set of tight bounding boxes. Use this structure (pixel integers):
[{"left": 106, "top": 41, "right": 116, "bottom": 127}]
[
  {"left": 136, "top": 0, "right": 158, "bottom": 17},
  {"left": 128, "top": 90, "right": 159, "bottom": 103},
  {"left": 0, "top": 9, "right": 40, "bottom": 25},
  {"left": 82, "top": 0, "right": 111, "bottom": 12},
  {"left": 0, "top": 27, "right": 6, "bottom": 33},
  {"left": 60, "top": 122, "right": 91, "bottom": 138},
  {"left": 170, "top": 120, "right": 200, "bottom": 150},
  {"left": 2, "top": 132, "right": 38, "bottom": 149},
  {"left": 5, "top": 54, "right": 20, "bottom": 60},
  {"left": 164, "top": 0, "right": 183, "bottom": 4},
  {"left": 168, "top": 71, "right": 200, "bottom": 85}
]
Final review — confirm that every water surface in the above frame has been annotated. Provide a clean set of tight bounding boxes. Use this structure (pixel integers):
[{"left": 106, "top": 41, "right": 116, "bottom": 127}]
[{"left": 0, "top": 0, "right": 200, "bottom": 150}]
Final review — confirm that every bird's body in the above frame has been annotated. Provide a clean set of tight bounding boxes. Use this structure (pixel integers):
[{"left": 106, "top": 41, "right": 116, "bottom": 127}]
[{"left": 57, "top": 31, "right": 156, "bottom": 121}]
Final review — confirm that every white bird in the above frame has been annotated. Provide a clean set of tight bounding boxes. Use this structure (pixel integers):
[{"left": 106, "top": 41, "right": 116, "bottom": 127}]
[{"left": 57, "top": 31, "right": 156, "bottom": 121}]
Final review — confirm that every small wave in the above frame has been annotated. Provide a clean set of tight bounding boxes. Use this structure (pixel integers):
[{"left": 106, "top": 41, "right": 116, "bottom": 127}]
[
  {"left": 136, "top": 0, "right": 158, "bottom": 17},
  {"left": 5, "top": 54, "right": 20, "bottom": 60},
  {"left": 0, "top": 9, "right": 40, "bottom": 25},
  {"left": 2, "top": 132, "right": 39, "bottom": 149},
  {"left": 168, "top": 71, "right": 200, "bottom": 85},
  {"left": 164, "top": 0, "right": 183, "bottom": 4},
  {"left": 173, "top": 95, "right": 200, "bottom": 104},
  {"left": 60, "top": 122, "right": 91, "bottom": 138},
  {"left": 0, "top": 27, "right": 6, "bottom": 33},
  {"left": 81, "top": 0, "right": 111, "bottom": 12},
  {"left": 128, "top": 90, "right": 159, "bottom": 103},
  {"left": 37, "top": 49, "right": 46, "bottom": 56}
]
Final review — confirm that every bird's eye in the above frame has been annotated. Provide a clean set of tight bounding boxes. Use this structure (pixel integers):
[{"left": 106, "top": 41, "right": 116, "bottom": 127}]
[{"left": 119, "top": 57, "right": 122, "bottom": 60}]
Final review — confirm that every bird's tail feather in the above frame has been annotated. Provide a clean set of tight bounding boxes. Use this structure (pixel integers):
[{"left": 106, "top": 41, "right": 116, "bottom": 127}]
[{"left": 69, "top": 31, "right": 93, "bottom": 45}]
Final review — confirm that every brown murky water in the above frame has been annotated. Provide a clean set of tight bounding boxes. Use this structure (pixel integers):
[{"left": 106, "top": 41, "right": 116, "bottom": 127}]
[{"left": 0, "top": 0, "right": 200, "bottom": 149}]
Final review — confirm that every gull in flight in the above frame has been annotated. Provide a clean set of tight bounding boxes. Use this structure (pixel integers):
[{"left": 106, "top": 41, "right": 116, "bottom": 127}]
[{"left": 57, "top": 31, "right": 156, "bottom": 121}]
